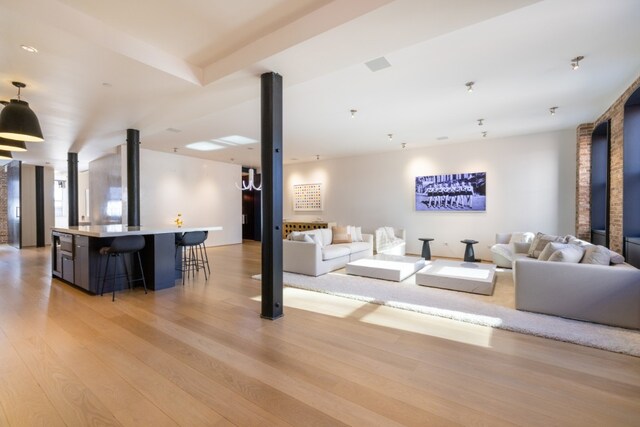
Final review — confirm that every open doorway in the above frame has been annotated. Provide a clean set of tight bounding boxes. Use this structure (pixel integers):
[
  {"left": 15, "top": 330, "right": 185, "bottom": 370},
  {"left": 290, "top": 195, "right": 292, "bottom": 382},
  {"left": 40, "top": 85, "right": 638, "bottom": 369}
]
[{"left": 241, "top": 167, "right": 262, "bottom": 241}]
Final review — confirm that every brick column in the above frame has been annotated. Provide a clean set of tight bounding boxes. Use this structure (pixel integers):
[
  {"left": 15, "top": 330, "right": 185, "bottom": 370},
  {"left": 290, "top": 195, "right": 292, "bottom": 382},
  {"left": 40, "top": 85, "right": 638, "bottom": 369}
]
[{"left": 576, "top": 123, "right": 593, "bottom": 241}]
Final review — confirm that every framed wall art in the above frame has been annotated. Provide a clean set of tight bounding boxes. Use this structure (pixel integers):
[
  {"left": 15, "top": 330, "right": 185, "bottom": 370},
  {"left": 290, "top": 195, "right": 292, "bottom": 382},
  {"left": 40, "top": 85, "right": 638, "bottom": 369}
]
[
  {"left": 415, "top": 172, "right": 486, "bottom": 211},
  {"left": 293, "top": 183, "right": 323, "bottom": 211}
]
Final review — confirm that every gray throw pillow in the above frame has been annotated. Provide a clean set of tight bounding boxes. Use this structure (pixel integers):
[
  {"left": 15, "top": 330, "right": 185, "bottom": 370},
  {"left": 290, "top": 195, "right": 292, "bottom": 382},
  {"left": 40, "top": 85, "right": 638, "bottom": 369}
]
[
  {"left": 548, "top": 245, "right": 585, "bottom": 263},
  {"left": 528, "top": 232, "right": 566, "bottom": 258},
  {"left": 538, "top": 242, "right": 569, "bottom": 261},
  {"left": 581, "top": 245, "right": 611, "bottom": 265},
  {"left": 608, "top": 249, "right": 625, "bottom": 264}
]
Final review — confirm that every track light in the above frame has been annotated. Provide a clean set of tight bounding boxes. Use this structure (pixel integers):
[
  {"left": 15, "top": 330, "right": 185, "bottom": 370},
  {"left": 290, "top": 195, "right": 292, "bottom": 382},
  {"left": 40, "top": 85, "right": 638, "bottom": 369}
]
[
  {"left": 401, "top": 143, "right": 406, "bottom": 149},
  {"left": 571, "top": 56, "right": 584, "bottom": 70},
  {"left": 477, "top": 119, "right": 484, "bottom": 126},
  {"left": 482, "top": 131, "right": 487, "bottom": 138},
  {"left": 465, "top": 81, "right": 474, "bottom": 93},
  {"left": 388, "top": 133, "right": 393, "bottom": 141},
  {"left": 549, "top": 106, "right": 558, "bottom": 115},
  {"left": 350, "top": 109, "right": 357, "bottom": 118}
]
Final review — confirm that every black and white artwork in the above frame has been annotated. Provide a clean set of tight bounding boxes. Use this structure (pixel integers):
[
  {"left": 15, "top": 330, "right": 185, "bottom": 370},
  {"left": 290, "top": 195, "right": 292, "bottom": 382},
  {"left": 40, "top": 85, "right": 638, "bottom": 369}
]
[{"left": 415, "top": 172, "right": 486, "bottom": 211}]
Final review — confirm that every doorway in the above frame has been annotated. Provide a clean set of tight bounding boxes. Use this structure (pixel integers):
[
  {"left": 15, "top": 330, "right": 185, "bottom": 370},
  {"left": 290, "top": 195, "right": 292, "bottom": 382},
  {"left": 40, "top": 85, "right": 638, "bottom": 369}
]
[{"left": 241, "top": 167, "right": 262, "bottom": 241}]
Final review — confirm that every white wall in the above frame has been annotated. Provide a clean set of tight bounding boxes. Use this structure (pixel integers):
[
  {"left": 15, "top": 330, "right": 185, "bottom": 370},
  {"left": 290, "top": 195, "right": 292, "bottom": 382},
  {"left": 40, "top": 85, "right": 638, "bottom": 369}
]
[
  {"left": 139, "top": 149, "right": 242, "bottom": 246},
  {"left": 283, "top": 129, "right": 576, "bottom": 261},
  {"left": 78, "top": 170, "right": 90, "bottom": 223}
]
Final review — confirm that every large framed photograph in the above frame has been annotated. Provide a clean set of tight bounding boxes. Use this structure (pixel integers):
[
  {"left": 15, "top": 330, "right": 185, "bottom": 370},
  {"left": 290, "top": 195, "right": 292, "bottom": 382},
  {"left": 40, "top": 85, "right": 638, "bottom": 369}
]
[{"left": 415, "top": 172, "right": 486, "bottom": 211}]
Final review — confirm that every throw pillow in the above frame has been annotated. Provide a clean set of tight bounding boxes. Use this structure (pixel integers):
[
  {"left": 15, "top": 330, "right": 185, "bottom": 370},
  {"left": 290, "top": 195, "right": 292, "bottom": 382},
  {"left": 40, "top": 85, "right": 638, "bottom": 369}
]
[
  {"left": 354, "top": 226, "right": 363, "bottom": 242},
  {"left": 608, "top": 249, "right": 625, "bottom": 264},
  {"left": 490, "top": 244, "right": 513, "bottom": 261},
  {"left": 538, "top": 242, "right": 569, "bottom": 261},
  {"left": 508, "top": 232, "right": 535, "bottom": 244},
  {"left": 332, "top": 226, "right": 352, "bottom": 244},
  {"left": 383, "top": 226, "right": 396, "bottom": 240},
  {"left": 548, "top": 245, "right": 585, "bottom": 263},
  {"left": 566, "top": 235, "right": 592, "bottom": 248},
  {"left": 527, "top": 232, "right": 566, "bottom": 258},
  {"left": 287, "top": 231, "right": 303, "bottom": 240},
  {"left": 346, "top": 225, "right": 363, "bottom": 242},
  {"left": 581, "top": 245, "right": 611, "bottom": 265}
]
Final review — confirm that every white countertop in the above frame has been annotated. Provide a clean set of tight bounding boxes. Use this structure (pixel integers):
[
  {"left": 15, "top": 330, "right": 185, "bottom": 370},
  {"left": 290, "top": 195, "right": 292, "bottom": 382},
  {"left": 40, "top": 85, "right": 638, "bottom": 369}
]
[{"left": 52, "top": 225, "right": 223, "bottom": 238}]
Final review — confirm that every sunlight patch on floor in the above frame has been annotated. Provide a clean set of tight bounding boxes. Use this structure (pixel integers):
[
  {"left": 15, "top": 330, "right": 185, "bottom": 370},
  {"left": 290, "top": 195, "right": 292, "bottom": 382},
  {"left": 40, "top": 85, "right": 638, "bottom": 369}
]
[{"left": 252, "top": 287, "right": 496, "bottom": 348}]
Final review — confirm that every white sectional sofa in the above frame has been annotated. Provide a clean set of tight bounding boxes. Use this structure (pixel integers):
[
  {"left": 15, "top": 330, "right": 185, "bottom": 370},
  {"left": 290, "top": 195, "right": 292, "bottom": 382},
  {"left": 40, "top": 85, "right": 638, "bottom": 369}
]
[
  {"left": 514, "top": 258, "right": 640, "bottom": 329},
  {"left": 283, "top": 227, "right": 373, "bottom": 276},
  {"left": 493, "top": 232, "right": 640, "bottom": 329}
]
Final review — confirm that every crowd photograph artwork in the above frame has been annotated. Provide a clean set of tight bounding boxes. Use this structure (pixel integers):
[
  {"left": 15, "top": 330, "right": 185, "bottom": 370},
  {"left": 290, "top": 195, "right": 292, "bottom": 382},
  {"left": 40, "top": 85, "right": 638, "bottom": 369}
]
[{"left": 415, "top": 172, "right": 486, "bottom": 211}]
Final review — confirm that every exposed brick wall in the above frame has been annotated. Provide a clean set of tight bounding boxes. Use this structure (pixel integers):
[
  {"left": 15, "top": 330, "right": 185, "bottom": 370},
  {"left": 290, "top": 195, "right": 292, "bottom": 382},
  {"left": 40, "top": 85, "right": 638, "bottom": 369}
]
[
  {"left": 0, "top": 167, "right": 7, "bottom": 244},
  {"left": 576, "top": 74, "right": 640, "bottom": 253},
  {"left": 576, "top": 123, "right": 594, "bottom": 240}
]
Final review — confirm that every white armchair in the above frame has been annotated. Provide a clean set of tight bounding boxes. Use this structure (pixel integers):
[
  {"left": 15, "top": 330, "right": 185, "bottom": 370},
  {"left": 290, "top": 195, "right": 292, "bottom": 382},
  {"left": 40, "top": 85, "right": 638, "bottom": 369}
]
[
  {"left": 374, "top": 227, "right": 406, "bottom": 255},
  {"left": 490, "top": 232, "right": 534, "bottom": 268}
]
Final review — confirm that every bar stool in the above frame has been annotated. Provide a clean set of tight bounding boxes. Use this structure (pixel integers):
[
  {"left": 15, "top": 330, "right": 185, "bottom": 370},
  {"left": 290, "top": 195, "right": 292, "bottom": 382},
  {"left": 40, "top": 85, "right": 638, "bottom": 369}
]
[
  {"left": 99, "top": 235, "right": 148, "bottom": 301},
  {"left": 176, "top": 231, "right": 209, "bottom": 285}
]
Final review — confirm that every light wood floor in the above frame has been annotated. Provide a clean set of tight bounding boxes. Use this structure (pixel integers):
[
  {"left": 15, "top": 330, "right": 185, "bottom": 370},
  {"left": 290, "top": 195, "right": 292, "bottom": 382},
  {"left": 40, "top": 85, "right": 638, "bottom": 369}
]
[{"left": 0, "top": 242, "right": 639, "bottom": 426}]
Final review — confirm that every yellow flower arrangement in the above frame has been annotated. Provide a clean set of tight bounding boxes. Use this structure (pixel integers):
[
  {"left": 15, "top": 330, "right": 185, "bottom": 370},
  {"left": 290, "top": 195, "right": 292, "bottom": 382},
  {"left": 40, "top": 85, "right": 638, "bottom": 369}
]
[{"left": 174, "top": 213, "right": 183, "bottom": 227}]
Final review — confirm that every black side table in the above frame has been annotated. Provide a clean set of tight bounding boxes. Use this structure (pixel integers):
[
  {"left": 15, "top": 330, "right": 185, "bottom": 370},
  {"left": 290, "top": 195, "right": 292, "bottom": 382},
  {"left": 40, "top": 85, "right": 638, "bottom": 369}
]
[
  {"left": 461, "top": 239, "right": 479, "bottom": 262},
  {"left": 419, "top": 238, "right": 434, "bottom": 260}
]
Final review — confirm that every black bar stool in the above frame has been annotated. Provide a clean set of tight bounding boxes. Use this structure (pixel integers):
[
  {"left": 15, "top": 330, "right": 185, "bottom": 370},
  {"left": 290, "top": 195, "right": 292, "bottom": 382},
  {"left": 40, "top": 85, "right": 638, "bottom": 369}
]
[
  {"left": 99, "top": 235, "right": 148, "bottom": 301},
  {"left": 176, "top": 231, "right": 209, "bottom": 285}
]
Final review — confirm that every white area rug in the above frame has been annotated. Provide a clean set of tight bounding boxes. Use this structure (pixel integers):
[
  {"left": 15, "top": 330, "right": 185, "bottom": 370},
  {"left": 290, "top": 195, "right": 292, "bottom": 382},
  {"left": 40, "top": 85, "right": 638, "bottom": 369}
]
[{"left": 253, "top": 272, "right": 640, "bottom": 357}]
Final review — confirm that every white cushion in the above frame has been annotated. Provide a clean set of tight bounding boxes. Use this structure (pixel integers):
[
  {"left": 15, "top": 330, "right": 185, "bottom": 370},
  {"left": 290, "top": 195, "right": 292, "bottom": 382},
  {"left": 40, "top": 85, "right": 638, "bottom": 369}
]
[
  {"left": 383, "top": 226, "right": 396, "bottom": 240},
  {"left": 509, "top": 232, "right": 535, "bottom": 244},
  {"left": 490, "top": 243, "right": 514, "bottom": 261},
  {"left": 608, "top": 249, "right": 625, "bottom": 264},
  {"left": 538, "top": 242, "right": 570, "bottom": 261},
  {"left": 322, "top": 245, "right": 350, "bottom": 261},
  {"left": 319, "top": 228, "right": 333, "bottom": 247},
  {"left": 548, "top": 245, "right": 585, "bottom": 263},
  {"left": 528, "top": 232, "right": 566, "bottom": 258},
  {"left": 581, "top": 245, "right": 611, "bottom": 265},
  {"left": 354, "top": 226, "right": 363, "bottom": 242}
]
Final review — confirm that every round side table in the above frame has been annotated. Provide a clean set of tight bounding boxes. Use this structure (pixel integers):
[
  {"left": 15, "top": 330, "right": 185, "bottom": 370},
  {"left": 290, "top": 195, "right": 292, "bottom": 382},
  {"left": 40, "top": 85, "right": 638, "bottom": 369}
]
[
  {"left": 460, "top": 239, "right": 479, "bottom": 262},
  {"left": 419, "top": 238, "right": 434, "bottom": 260}
]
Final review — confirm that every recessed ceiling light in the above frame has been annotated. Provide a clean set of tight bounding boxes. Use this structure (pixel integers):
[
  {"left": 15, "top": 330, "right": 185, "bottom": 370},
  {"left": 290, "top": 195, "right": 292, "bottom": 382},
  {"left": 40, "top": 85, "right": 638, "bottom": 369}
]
[
  {"left": 387, "top": 133, "right": 393, "bottom": 141},
  {"left": 465, "top": 81, "right": 474, "bottom": 93},
  {"left": 212, "top": 135, "right": 257, "bottom": 145},
  {"left": 401, "top": 143, "right": 407, "bottom": 149},
  {"left": 316, "top": 154, "right": 320, "bottom": 160},
  {"left": 186, "top": 141, "right": 225, "bottom": 151},
  {"left": 21, "top": 45, "right": 38, "bottom": 53},
  {"left": 102, "top": 82, "right": 112, "bottom": 88},
  {"left": 365, "top": 56, "right": 392, "bottom": 72}
]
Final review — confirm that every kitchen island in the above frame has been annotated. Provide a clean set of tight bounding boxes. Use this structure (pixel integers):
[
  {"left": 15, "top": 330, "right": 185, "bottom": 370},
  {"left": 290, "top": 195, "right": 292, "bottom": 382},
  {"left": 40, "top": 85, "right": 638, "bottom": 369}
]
[{"left": 51, "top": 225, "right": 222, "bottom": 294}]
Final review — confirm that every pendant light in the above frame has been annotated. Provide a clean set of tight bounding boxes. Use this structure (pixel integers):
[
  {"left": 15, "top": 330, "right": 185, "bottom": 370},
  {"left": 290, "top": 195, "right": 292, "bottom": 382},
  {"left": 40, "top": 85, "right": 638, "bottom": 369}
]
[
  {"left": 0, "top": 137, "right": 27, "bottom": 151},
  {"left": 0, "top": 82, "right": 44, "bottom": 142},
  {"left": 0, "top": 150, "right": 13, "bottom": 160}
]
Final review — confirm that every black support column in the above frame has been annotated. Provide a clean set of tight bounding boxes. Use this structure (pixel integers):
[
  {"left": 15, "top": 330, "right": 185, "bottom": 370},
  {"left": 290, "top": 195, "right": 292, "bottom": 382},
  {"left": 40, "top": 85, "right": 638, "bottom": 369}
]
[
  {"left": 260, "top": 72, "right": 283, "bottom": 320},
  {"left": 67, "top": 152, "right": 78, "bottom": 227},
  {"left": 127, "top": 128, "right": 141, "bottom": 227},
  {"left": 35, "top": 165, "right": 44, "bottom": 247}
]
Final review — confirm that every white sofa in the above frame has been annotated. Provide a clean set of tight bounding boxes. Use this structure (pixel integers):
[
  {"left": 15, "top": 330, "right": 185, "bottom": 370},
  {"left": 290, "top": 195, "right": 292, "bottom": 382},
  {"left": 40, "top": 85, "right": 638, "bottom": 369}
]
[
  {"left": 283, "top": 228, "right": 373, "bottom": 276},
  {"left": 493, "top": 232, "right": 640, "bottom": 329},
  {"left": 374, "top": 227, "right": 406, "bottom": 255},
  {"left": 514, "top": 258, "right": 640, "bottom": 329}
]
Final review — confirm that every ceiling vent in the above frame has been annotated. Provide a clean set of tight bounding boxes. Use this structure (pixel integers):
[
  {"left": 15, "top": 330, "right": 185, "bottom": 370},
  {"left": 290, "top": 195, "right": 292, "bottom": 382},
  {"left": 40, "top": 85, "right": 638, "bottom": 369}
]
[{"left": 365, "top": 56, "right": 391, "bottom": 72}]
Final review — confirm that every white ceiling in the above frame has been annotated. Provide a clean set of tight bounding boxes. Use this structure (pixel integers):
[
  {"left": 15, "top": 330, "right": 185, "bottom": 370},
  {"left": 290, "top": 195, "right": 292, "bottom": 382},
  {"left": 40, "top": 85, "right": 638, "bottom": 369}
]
[{"left": 1, "top": 0, "right": 639, "bottom": 172}]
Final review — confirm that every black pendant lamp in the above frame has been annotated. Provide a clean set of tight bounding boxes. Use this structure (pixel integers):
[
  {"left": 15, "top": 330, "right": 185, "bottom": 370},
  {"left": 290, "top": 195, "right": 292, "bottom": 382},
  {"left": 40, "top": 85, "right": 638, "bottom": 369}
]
[
  {"left": 0, "top": 137, "right": 27, "bottom": 151},
  {"left": 0, "top": 150, "right": 12, "bottom": 160},
  {"left": 0, "top": 82, "right": 44, "bottom": 142}
]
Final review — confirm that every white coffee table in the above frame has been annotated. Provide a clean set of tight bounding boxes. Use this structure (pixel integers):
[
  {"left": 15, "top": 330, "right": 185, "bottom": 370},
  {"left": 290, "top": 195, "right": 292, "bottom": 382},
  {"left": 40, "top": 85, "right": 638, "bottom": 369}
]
[
  {"left": 415, "top": 259, "right": 497, "bottom": 295},
  {"left": 346, "top": 254, "right": 426, "bottom": 282}
]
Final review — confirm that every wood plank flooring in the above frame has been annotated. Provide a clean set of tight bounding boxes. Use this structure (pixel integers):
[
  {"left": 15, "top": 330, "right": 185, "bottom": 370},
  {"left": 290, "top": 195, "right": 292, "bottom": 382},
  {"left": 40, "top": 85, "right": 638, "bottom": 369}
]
[{"left": 0, "top": 242, "right": 639, "bottom": 426}]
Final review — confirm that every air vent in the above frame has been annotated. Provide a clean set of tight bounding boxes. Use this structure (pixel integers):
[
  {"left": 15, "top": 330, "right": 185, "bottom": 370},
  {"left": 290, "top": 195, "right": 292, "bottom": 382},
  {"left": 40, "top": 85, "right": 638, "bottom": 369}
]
[
  {"left": 365, "top": 56, "right": 391, "bottom": 72},
  {"left": 166, "top": 127, "right": 182, "bottom": 133},
  {"left": 436, "top": 136, "right": 449, "bottom": 141}
]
